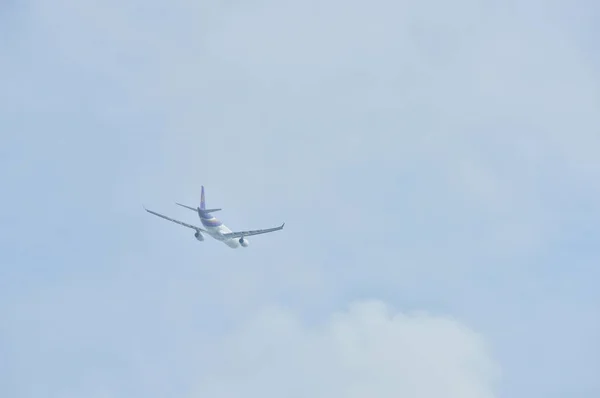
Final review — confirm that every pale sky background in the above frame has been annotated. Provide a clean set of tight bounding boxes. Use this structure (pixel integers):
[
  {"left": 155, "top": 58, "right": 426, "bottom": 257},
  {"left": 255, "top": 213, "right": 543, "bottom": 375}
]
[{"left": 1, "top": 0, "right": 599, "bottom": 397}]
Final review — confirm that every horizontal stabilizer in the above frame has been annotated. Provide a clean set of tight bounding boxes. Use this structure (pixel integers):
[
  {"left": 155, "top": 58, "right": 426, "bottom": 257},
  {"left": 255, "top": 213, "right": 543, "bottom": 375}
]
[{"left": 176, "top": 203, "right": 221, "bottom": 212}]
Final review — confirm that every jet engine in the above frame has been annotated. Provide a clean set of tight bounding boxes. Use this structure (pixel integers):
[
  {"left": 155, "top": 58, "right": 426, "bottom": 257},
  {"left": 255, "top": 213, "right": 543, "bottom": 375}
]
[
  {"left": 239, "top": 237, "right": 249, "bottom": 247},
  {"left": 194, "top": 231, "right": 204, "bottom": 241}
]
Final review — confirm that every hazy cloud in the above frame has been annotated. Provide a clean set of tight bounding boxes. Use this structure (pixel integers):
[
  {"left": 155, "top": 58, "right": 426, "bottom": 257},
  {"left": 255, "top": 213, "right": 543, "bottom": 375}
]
[
  {"left": 191, "top": 300, "right": 499, "bottom": 398},
  {"left": 1, "top": 0, "right": 599, "bottom": 397}
]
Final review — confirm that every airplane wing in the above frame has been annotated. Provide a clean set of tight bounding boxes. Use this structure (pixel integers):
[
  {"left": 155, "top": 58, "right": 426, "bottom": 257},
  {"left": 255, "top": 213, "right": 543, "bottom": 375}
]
[
  {"left": 144, "top": 207, "right": 207, "bottom": 232},
  {"left": 222, "top": 223, "right": 285, "bottom": 239}
]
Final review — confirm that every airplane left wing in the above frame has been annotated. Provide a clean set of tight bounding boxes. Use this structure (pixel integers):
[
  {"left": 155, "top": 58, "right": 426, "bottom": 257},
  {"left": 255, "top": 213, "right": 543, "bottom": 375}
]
[
  {"left": 144, "top": 207, "right": 207, "bottom": 232},
  {"left": 222, "top": 223, "right": 285, "bottom": 239}
]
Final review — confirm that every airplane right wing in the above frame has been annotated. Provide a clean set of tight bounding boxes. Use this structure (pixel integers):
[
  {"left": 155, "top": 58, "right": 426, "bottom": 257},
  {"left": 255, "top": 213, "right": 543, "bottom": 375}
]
[
  {"left": 222, "top": 223, "right": 285, "bottom": 239},
  {"left": 144, "top": 207, "right": 206, "bottom": 232}
]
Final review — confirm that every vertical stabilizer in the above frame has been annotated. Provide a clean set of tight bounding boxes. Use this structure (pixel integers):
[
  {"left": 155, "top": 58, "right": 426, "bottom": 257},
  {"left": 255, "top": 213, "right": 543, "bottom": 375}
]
[{"left": 200, "top": 186, "right": 206, "bottom": 210}]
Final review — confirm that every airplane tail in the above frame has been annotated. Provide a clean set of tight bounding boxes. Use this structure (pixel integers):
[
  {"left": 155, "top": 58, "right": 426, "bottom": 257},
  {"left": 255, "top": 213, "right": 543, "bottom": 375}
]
[{"left": 196, "top": 185, "right": 222, "bottom": 212}]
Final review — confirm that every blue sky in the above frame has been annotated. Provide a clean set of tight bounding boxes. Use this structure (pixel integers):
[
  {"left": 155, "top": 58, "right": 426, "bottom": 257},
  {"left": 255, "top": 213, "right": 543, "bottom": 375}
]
[{"left": 1, "top": 0, "right": 599, "bottom": 397}]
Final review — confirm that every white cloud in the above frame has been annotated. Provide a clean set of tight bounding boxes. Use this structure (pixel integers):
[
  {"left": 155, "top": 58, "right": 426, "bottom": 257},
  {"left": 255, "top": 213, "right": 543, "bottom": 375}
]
[{"left": 190, "top": 300, "right": 499, "bottom": 398}]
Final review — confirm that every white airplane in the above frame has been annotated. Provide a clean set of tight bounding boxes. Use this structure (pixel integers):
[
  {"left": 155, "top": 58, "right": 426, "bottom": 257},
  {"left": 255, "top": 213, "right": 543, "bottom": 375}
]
[{"left": 144, "top": 186, "right": 285, "bottom": 248}]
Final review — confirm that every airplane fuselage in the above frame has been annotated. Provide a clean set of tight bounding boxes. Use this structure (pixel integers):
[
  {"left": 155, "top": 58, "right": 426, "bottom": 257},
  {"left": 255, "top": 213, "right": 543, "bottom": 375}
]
[{"left": 198, "top": 208, "right": 245, "bottom": 248}]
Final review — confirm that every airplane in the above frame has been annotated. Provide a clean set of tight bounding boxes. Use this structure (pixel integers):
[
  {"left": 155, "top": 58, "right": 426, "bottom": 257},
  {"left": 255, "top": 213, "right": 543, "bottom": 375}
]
[{"left": 144, "top": 186, "right": 284, "bottom": 248}]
